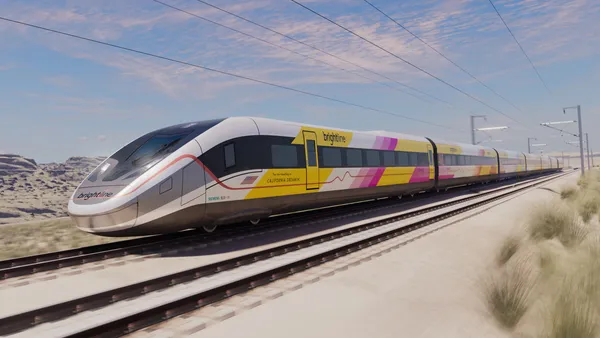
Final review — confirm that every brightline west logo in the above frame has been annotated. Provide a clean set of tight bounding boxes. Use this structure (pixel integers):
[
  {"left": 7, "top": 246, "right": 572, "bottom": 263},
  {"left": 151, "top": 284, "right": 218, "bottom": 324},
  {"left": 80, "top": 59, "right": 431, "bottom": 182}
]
[
  {"left": 322, "top": 131, "right": 347, "bottom": 145},
  {"left": 77, "top": 191, "right": 114, "bottom": 200}
]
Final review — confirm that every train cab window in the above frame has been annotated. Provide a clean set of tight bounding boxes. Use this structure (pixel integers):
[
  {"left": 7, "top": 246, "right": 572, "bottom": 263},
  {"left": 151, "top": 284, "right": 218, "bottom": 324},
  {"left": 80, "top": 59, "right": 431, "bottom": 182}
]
[
  {"left": 417, "top": 153, "right": 429, "bottom": 166},
  {"left": 224, "top": 143, "right": 235, "bottom": 169},
  {"left": 271, "top": 145, "right": 299, "bottom": 168},
  {"left": 102, "top": 132, "right": 190, "bottom": 181},
  {"left": 306, "top": 140, "right": 317, "bottom": 167},
  {"left": 321, "top": 147, "right": 342, "bottom": 167},
  {"left": 366, "top": 150, "right": 380, "bottom": 167},
  {"left": 346, "top": 148, "right": 362, "bottom": 167},
  {"left": 383, "top": 151, "right": 395, "bottom": 166},
  {"left": 397, "top": 152, "right": 409, "bottom": 166}
]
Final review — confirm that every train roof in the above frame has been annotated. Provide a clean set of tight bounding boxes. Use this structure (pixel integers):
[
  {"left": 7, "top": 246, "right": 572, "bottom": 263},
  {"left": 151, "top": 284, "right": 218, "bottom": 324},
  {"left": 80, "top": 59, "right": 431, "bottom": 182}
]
[
  {"left": 495, "top": 148, "right": 525, "bottom": 158},
  {"left": 246, "top": 116, "right": 431, "bottom": 143},
  {"left": 425, "top": 137, "right": 497, "bottom": 156}
]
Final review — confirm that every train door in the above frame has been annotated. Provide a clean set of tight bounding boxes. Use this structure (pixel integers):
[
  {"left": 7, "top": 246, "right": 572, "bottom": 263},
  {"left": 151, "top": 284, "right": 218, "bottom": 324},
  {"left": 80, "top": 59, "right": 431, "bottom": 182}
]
[
  {"left": 303, "top": 131, "right": 320, "bottom": 190},
  {"left": 426, "top": 143, "right": 435, "bottom": 180}
]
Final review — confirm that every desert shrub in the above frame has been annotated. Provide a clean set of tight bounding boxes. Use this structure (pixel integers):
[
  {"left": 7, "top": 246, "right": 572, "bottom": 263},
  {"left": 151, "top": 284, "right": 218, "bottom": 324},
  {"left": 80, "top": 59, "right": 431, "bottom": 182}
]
[
  {"left": 528, "top": 202, "right": 587, "bottom": 248},
  {"left": 560, "top": 186, "right": 578, "bottom": 200},
  {"left": 497, "top": 236, "right": 520, "bottom": 266},
  {"left": 485, "top": 260, "right": 537, "bottom": 329}
]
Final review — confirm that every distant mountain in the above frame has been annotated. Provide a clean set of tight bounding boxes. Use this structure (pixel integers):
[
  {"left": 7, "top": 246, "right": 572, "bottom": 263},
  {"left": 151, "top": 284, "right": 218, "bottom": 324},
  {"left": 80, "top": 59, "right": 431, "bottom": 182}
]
[{"left": 0, "top": 154, "right": 106, "bottom": 224}]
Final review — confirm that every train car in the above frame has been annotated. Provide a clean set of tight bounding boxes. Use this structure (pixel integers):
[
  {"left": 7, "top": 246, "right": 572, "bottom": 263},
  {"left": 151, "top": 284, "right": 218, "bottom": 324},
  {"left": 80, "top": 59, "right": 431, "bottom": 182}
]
[
  {"left": 541, "top": 155, "right": 553, "bottom": 172},
  {"left": 427, "top": 138, "right": 498, "bottom": 190},
  {"left": 496, "top": 149, "right": 527, "bottom": 180},
  {"left": 68, "top": 117, "right": 439, "bottom": 236},
  {"left": 524, "top": 153, "right": 543, "bottom": 174}
]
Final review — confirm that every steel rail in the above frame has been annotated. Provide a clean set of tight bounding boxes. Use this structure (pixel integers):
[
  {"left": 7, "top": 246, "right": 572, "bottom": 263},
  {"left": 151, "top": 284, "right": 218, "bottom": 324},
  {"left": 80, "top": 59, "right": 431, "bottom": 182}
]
[{"left": 0, "top": 173, "right": 543, "bottom": 280}]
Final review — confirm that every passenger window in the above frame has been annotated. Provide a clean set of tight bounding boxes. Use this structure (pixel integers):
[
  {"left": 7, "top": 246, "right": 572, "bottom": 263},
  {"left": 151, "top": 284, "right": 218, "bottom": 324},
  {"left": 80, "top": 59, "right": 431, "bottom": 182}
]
[
  {"left": 408, "top": 152, "right": 418, "bottom": 166},
  {"left": 346, "top": 148, "right": 362, "bottom": 167},
  {"left": 322, "top": 147, "right": 342, "bottom": 167},
  {"left": 383, "top": 151, "right": 395, "bottom": 166},
  {"left": 417, "top": 153, "right": 429, "bottom": 166},
  {"left": 397, "top": 152, "right": 409, "bottom": 166},
  {"left": 272, "top": 145, "right": 298, "bottom": 168},
  {"left": 366, "top": 150, "right": 380, "bottom": 166},
  {"left": 224, "top": 143, "right": 235, "bottom": 168},
  {"left": 306, "top": 140, "right": 317, "bottom": 167},
  {"left": 444, "top": 154, "right": 453, "bottom": 166}
]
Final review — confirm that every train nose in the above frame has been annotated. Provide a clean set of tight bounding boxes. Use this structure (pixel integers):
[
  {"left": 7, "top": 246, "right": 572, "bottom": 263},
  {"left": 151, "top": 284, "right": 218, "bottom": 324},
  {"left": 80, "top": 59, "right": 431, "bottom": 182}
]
[{"left": 68, "top": 185, "right": 139, "bottom": 235}]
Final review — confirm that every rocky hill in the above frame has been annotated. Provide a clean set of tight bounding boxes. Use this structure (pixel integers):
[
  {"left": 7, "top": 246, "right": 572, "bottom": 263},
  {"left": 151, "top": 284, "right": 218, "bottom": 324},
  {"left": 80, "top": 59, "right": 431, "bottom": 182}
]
[{"left": 0, "top": 154, "right": 106, "bottom": 224}]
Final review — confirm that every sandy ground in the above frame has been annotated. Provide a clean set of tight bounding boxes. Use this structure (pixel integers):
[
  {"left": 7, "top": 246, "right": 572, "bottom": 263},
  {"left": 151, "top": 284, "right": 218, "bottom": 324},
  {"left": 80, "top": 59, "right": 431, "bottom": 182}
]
[{"left": 182, "top": 172, "right": 579, "bottom": 338}]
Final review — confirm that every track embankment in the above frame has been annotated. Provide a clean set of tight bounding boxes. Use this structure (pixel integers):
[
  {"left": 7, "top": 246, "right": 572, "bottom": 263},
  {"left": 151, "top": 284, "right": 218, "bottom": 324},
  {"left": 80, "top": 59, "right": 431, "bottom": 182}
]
[{"left": 147, "top": 172, "right": 578, "bottom": 338}]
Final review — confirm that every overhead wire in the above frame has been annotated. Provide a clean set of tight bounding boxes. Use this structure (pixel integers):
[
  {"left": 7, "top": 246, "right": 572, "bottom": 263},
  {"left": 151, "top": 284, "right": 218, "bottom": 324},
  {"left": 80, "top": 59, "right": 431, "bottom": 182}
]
[
  {"left": 487, "top": 0, "right": 553, "bottom": 96},
  {"left": 0, "top": 15, "right": 465, "bottom": 132},
  {"left": 362, "top": 0, "right": 525, "bottom": 115},
  {"left": 152, "top": 0, "right": 429, "bottom": 103},
  {"left": 191, "top": 0, "right": 455, "bottom": 107},
  {"left": 290, "top": 0, "right": 527, "bottom": 127}
]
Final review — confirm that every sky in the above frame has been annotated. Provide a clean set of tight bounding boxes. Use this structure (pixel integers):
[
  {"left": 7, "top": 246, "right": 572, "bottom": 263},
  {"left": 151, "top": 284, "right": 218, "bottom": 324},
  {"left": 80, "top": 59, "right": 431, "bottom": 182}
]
[{"left": 1, "top": 0, "right": 599, "bottom": 163}]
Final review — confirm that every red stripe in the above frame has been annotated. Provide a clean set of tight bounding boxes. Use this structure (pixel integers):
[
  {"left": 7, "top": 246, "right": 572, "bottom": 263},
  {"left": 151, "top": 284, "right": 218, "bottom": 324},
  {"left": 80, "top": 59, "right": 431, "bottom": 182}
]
[{"left": 73, "top": 154, "right": 424, "bottom": 200}]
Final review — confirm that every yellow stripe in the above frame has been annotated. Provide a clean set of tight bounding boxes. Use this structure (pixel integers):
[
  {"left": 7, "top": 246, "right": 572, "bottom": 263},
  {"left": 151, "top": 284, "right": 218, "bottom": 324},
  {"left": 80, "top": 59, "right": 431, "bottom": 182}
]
[
  {"left": 244, "top": 169, "right": 309, "bottom": 199},
  {"left": 377, "top": 167, "right": 415, "bottom": 186},
  {"left": 395, "top": 139, "right": 429, "bottom": 152}
]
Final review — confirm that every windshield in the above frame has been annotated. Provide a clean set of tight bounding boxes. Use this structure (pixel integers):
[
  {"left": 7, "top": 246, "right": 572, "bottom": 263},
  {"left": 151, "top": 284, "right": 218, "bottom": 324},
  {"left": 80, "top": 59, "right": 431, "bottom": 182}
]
[
  {"left": 87, "top": 118, "right": 225, "bottom": 183},
  {"left": 101, "top": 132, "right": 190, "bottom": 182},
  {"left": 129, "top": 134, "right": 186, "bottom": 168}
]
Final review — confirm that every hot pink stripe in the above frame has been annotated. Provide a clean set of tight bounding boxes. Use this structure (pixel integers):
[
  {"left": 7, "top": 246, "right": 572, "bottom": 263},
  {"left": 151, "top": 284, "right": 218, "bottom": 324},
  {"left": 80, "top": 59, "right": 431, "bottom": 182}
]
[
  {"left": 387, "top": 138, "right": 398, "bottom": 150},
  {"left": 373, "top": 136, "right": 384, "bottom": 150},
  {"left": 380, "top": 137, "right": 391, "bottom": 150}
]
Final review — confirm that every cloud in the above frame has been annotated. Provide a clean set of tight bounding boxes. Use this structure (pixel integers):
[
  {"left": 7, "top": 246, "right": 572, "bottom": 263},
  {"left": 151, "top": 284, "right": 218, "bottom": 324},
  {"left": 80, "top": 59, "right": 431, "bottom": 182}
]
[
  {"left": 78, "top": 136, "right": 88, "bottom": 142},
  {"left": 44, "top": 75, "right": 76, "bottom": 87},
  {"left": 0, "top": 0, "right": 599, "bottom": 107},
  {"left": 0, "top": 64, "right": 15, "bottom": 71},
  {"left": 97, "top": 135, "right": 107, "bottom": 142}
]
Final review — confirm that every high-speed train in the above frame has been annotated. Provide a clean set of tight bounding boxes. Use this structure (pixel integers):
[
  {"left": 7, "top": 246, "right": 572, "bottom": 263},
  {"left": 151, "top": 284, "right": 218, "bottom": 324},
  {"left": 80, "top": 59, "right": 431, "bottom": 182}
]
[{"left": 68, "top": 117, "right": 562, "bottom": 236}]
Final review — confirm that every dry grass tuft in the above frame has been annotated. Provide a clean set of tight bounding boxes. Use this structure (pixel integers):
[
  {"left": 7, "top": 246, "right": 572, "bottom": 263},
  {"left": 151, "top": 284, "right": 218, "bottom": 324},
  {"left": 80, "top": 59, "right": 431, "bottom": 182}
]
[
  {"left": 547, "top": 276, "right": 598, "bottom": 338},
  {"left": 560, "top": 185, "right": 578, "bottom": 200},
  {"left": 548, "top": 288, "right": 598, "bottom": 338},
  {"left": 528, "top": 202, "right": 587, "bottom": 248},
  {"left": 496, "top": 236, "right": 521, "bottom": 267},
  {"left": 0, "top": 218, "right": 136, "bottom": 260},
  {"left": 485, "top": 259, "right": 537, "bottom": 330},
  {"left": 576, "top": 191, "right": 600, "bottom": 223},
  {"left": 536, "top": 240, "right": 564, "bottom": 280}
]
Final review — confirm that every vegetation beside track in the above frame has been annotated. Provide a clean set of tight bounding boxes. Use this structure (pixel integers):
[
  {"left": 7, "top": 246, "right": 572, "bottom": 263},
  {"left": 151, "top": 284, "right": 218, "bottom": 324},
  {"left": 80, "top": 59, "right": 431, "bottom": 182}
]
[
  {"left": 484, "top": 170, "right": 600, "bottom": 338},
  {"left": 0, "top": 218, "right": 134, "bottom": 260}
]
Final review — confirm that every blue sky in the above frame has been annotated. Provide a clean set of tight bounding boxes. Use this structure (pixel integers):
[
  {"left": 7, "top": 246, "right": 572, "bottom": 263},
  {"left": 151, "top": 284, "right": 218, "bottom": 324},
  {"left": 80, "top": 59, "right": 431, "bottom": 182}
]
[{"left": 1, "top": 0, "right": 599, "bottom": 163}]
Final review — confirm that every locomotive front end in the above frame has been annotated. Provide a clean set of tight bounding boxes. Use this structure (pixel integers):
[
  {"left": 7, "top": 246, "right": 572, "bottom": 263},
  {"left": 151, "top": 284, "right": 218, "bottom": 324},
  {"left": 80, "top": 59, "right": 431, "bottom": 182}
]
[{"left": 68, "top": 119, "right": 225, "bottom": 236}]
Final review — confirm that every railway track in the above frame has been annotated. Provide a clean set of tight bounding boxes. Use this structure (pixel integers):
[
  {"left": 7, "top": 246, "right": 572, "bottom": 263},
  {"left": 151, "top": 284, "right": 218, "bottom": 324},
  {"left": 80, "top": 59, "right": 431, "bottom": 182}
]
[
  {"left": 0, "top": 170, "right": 571, "bottom": 337},
  {"left": 0, "top": 173, "right": 549, "bottom": 281}
]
